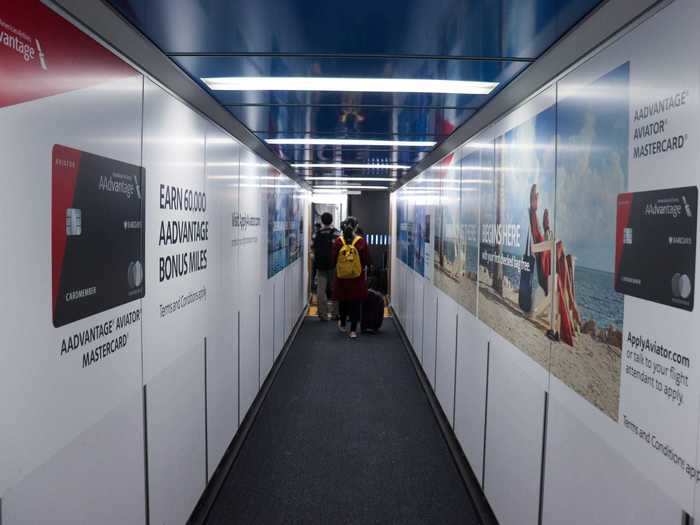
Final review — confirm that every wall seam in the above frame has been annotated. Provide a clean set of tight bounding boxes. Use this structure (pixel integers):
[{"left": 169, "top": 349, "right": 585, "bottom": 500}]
[
  {"left": 482, "top": 341, "right": 490, "bottom": 487},
  {"left": 452, "top": 314, "right": 459, "bottom": 427},
  {"left": 433, "top": 297, "right": 439, "bottom": 387},
  {"left": 237, "top": 311, "right": 241, "bottom": 427},
  {"left": 204, "top": 337, "right": 209, "bottom": 482},
  {"left": 258, "top": 294, "right": 262, "bottom": 389},
  {"left": 537, "top": 392, "right": 550, "bottom": 525},
  {"left": 142, "top": 384, "right": 150, "bottom": 525}
]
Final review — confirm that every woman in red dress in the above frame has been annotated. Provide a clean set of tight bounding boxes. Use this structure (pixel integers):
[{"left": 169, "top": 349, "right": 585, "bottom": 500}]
[{"left": 332, "top": 216, "right": 369, "bottom": 339}]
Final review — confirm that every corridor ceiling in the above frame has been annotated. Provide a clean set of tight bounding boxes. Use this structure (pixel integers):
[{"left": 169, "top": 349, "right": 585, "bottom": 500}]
[{"left": 107, "top": 0, "right": 603, "bottom": 191}]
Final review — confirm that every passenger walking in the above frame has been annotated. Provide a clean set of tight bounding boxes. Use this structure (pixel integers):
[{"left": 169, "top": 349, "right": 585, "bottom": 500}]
[
  {"left": 311, "top": 213, "right": 339, "bottom": 321},
  {"left": 333, "top": 216, "right": 369, "bottom": 339},
  {"left": 310, "top": 222, "right": 322, "bottom": 293}
]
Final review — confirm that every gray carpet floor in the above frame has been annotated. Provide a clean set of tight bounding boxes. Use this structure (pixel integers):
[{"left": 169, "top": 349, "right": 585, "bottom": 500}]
[{"left": 205, "top": 317, "right": 479, "bottom": 524}]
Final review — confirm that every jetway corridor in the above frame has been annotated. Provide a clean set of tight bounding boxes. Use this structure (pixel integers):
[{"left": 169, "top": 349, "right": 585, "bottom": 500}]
[
  {"left": 201, "top": 317, "right": 479, "bottom": 524},
  {"left": 5, "top": 1, "right": 700, "bottom": 524}
]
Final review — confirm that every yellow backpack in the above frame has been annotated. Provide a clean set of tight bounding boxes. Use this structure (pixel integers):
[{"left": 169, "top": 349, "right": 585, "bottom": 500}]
[{"left": 336, "top": 236, "right": 362, "bottom": 279}]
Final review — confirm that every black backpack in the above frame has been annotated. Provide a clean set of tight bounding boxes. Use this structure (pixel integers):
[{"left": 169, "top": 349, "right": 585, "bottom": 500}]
[{"left": 314, "top": 228, "right": 337, "bottom": 270}]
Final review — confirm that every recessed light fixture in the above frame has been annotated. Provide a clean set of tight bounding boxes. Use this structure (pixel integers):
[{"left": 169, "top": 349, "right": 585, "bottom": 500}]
[
  {"left": 267, "top": 138, "right": 436, "bottom": 147},
  {"left": 304, "top": 177, "right": 397, "bottom": 181},
  {"left": 202, "top": 77, "right": 498, "bottom": 95},
  {"left": 292, "top": 163, "right": 409, "bottom": 170}
]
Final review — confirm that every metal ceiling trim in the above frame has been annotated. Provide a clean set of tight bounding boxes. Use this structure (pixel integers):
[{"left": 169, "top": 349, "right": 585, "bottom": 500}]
[
  {"left": 257, "top": 131, "right": 447, "bottom": 137},
  {"left": 44, "top": 0, "right": 311, "bottom": 190},
  {"left": 224, "top": 103, "right": 481, "bottom": 110},
  {"left": 394, "top": 0, "right": 670, "bottom": 190},
  {"left": 167, "top": 51, "right": 536, "bottom": 63}
]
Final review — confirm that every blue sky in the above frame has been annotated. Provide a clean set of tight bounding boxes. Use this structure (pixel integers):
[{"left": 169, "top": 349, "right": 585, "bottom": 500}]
[{"left": 555, "top": 62, "right": 629, "bottom": 272}]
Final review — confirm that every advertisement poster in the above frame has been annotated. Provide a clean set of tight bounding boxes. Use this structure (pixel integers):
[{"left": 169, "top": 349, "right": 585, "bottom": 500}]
[
  {"left": 267, "top": 182, "right": 304, "bottom": 277},
  {"left": 477, "top": 94, "right": 557, "bottom": 371},
  {"left": 413, "top": 202, "right": 429, "bottom": 276},
  {"left": 397, "top": 196, "right": 409, "bottom": 265},
  {"left": 406, "top": 196, "right": 416, "bottom": 271},
  {"left": 546, "top": 0, "right": 700, "bottom": 512},
  {"left": 434, "top": 158, "right": 462, "bottom": 298},
  {"left": 431, "top": 145, "right": 485, "bottom": 315},
  {"left": 52, "top": 145, "right": 145, "bottom": 328},
  {"left": 551, "top": 62, "right": 629, "bottom": 420},
  {"left": 0, "top": 0, "right": 145, "bottom": 499}
]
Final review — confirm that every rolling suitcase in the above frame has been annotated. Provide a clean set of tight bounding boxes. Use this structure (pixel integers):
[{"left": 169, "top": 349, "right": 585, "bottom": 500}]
[{"left": 361, "top": 289, "right": 385, "bottom": 332}]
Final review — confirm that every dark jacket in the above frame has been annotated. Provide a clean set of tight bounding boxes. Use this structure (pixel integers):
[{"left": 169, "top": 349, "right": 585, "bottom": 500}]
[
  {"left": 312, "top": 226, "right": 339, "bottom": 271},
  {"left": 332, "top": 235, "right": 369, "bottom": 302}
]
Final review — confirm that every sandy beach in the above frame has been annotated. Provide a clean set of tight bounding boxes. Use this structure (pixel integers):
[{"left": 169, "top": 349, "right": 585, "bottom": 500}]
[
  {"left": 434, "top": 269, "right": 477, "bottom": 315},
  {"left": 550, "top": 335, "right": 620, "bottom": 420},
  {"left": 477, "top": 277, "right": 620, "bottom": 421}
]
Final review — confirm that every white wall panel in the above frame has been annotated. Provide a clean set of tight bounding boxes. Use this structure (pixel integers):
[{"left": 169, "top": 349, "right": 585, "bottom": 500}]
[
  {"left": 284, "top": 264, "right": 292, "bottom": 338},
  {"left": 484, "top": 333, "right": 547, "bottom": 525},
  {"left": 392, "top": 262, "right": 401, "bottom": 320},
  {"left": 413, "top": 277, "right": 425, "bottom": 364},
  {"left": 236, "top": 151, "right": 265, "bottom": 422},
  {"left": 454, "top": 311, "right": 489, "bottom": 483},
  {"left": 204, "top": 127, "right": 239, "bottom": 477},
  {"left": 542, "top": 390, "right": 678, "bottom": 525},
  {"left": 146, "top": 346, "right": 206, "bottom": 525},
  {"left": 141, "top": 79, "right": 209, "bottom": 384},
  {"left": 422, "top": 283, "right": 439, "bottom": 387},
  {"left": 274, "top": 272, "right": 285, "bottom": 359},
  {"left": 435, "top": 291, "right": 458, "bottom": 424},
  {"left": 405, "top": 269, "right": 415, "bottom": 345},
  {"left": 400, "top": 262, "right": 408, "bottom": 322},
  {"left": 260, "top": 278, "right": 275, "bottom": 382},
  {"left": 3, "top": 393, "right": 146, "bottom": 525},
  {"left": 238, "top": 300, "right": 260, "bottom": 420}
]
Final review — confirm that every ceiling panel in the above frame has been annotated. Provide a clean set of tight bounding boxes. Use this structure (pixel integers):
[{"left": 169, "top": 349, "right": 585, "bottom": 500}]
[
  {"left": 106, "top": 0, "right": 603, "bottom": 188},
  {"left": 110, "top": 0, "right": 600, "bottom": 59}
]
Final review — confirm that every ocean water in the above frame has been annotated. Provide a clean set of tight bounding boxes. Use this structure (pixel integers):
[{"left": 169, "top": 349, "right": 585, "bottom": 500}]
[{"left": 574, "top": 266, "right": 624, "bottom": 331}]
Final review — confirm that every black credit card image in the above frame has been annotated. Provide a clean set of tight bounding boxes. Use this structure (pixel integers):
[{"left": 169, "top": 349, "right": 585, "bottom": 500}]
[
  {"left": 615, "top": 186, "right": 697, "bottom": 311},
  {"left": 51, "top": 145, "right": 145, "bottom": 327}
]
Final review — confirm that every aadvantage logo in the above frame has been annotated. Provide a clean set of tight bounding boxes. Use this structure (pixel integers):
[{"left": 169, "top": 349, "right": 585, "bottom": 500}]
[{"left": 0, "top": 17, "right": 47, "bottom": 70}]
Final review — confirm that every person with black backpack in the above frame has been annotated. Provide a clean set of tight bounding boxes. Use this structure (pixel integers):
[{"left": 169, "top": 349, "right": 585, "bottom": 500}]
[{"left": 311, "top": 212, "right": 339, "bottom": 321}]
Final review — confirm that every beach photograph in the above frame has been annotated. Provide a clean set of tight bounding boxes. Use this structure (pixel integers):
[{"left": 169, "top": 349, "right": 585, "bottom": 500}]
[
  {"left": 550, "top": 62, "right": 629, "bottom": 420},
  {"left": 397, "top": 197, "right": 410, "bottom": 265},
  {"left": 477, "top": 103, "right": 557, "bottom": 372},
  {"left": 406, "top": 198, "right": 416, "bottom": 271},
  {"left": 434, "top": 157, "right": 479, "bottom": 314},
  {"left": 413, "top": 202, "right": 428, "bottom": 276}
]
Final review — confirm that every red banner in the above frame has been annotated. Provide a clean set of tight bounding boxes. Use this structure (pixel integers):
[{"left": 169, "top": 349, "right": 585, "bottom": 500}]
[{"left": 0, "top": 1, "right": 138, "bottom": 109}]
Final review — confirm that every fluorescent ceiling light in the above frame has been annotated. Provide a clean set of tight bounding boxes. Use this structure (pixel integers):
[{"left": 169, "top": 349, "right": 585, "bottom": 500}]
[
  {"left": 292, "top": 163, "right": 409, "bottom": 170},
  {"left": 313, "top": 185, "right": 389, "bottom": 190},
  {"left": 266, "top": 138, "right": 435, "bottom": 147},
  {"left": 203, "top": 77, "right": 498, "bottom": 95},
  {"left": 304, "top": 177, "right": 396, "bottom": 182}
]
